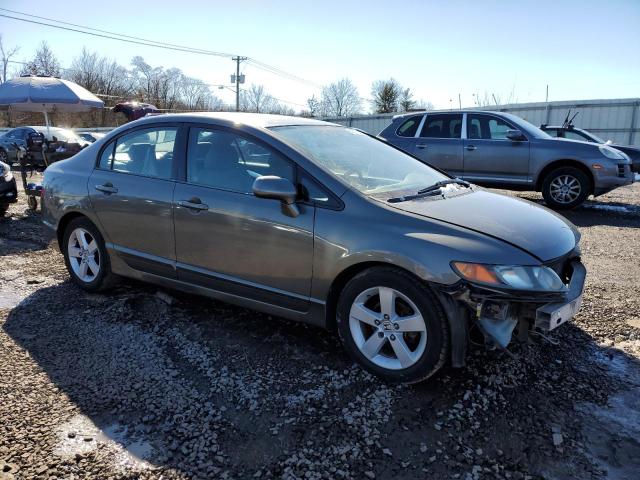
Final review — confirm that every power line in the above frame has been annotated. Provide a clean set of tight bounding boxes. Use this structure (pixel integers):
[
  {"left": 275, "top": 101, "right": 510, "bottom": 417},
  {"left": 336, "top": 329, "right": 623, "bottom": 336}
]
[
  {"left": 0, "top": 13, "right": 235, "bottom": 58},
  {"left": 0, "top": 8, "right": 235, "bottom": 58},
  {"left": 0, "top": 8, "right": 321, "bottom": 89}
]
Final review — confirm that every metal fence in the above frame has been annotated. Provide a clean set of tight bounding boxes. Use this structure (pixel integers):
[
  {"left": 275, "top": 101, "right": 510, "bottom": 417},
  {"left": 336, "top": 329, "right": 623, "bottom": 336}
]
[
  {"left": 323, "top": 98, "right": 640, "bottom": 146},
  {"left": 2, "top": 99, "right": 638, "bottom": 146}
]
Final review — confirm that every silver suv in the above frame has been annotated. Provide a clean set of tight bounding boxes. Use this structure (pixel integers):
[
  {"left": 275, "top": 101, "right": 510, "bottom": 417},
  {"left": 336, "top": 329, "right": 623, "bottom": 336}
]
[{"left": 379, "top": 110, "right": 634, "bottom": 209}]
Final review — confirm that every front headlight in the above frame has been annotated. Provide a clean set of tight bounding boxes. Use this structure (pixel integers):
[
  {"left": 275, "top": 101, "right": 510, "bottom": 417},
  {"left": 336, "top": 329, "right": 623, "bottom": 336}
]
[
  {"left": 452, "top": 262, "right": 566, "bottom": 292},
  {"left": 0, "top": 161, "right": 12, "bottom": 181},
  {"left": 599, "top": 145, "right": 624, "bottom": 160}
]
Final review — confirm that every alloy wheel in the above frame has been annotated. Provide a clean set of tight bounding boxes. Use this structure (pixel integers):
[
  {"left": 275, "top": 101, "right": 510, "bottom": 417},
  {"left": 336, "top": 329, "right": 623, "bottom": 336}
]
[
  {"left": 549, "top": 174, "right": 581, "bottom": 204},
  {"left": 67, "top": 227, "right": 101, "bottom": 283},
  {"left": 349, "top": 286, "right": 427, "bottom": 370}
]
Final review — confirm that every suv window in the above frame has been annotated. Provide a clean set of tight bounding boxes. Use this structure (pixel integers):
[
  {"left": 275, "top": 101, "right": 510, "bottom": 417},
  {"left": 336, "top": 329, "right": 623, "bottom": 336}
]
[
  {"left": 187, "top": 127, "right": 294, "bottom": 193},
  {"left": 564, "top": 130, "right": 590, "bottom": 142},
  {"left": 99, "top": 127, "right": 177, "bottom": 179},
  {"left": 467, "top": 114, "right": 518, "bottom": 140},
  {"left": 543, "top": 128, "right": 560, "bottom": 138},
  {"left": 419, "top": 114, "right": 463, "bottom": 139},
  {"left": 396, "top": 115, "right": 422, "bottom": 137}
]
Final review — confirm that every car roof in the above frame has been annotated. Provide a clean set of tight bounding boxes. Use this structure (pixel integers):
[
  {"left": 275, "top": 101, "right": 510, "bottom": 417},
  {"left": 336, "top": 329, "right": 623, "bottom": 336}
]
[
  {"left": 124, "top": 112, "right": 336, "bottom": 129},
  {"left": 392, "top": 109, "right": 513, "bottom": 120}
]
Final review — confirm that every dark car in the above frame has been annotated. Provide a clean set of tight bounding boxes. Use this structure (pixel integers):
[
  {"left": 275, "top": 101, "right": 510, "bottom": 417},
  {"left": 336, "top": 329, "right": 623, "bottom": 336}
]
[
  {"left": 0, "top": 160, "right": 18, "bottom": 215},
  {"left": 42, "top": 113, "right": 586, "bottom": 383},
  {"left": 379, "top": 110, "right": 634, "bottom": 209},
  {"left": 541, "top": 124, "right": 640, "bottom": 173},
  {"left": 0, "top": 126, "right": 89, "bottom": 164}
]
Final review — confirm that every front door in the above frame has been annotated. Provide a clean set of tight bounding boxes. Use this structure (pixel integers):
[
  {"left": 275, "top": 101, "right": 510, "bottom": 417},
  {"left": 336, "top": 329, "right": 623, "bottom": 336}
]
[
  {"left": 88, "top": 125, "right": 180, "bottom": 277},
  {"left": 173, "top": 126, "right": 314, "bottom": 311},
  {"left": 462, "top": 113, "right": 530, "bottom": 185},
  {"left": 411, "top": 113, "right": 464, "bottom": 177}
]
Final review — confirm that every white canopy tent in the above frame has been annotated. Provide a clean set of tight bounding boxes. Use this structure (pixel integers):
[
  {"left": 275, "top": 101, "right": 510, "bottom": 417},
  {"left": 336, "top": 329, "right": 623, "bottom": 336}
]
[{"left": 0, "top": 75, "right": 104, "bottom": 134}]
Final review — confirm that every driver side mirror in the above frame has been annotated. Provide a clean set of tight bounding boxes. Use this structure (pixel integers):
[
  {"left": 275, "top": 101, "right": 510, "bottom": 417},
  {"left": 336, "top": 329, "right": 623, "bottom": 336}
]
[
  {"left": 506, "top": 129, "right": 526, "bottom": 141},
  {"left": 252, "top": 175, "right": 300, "bottom": 217}
]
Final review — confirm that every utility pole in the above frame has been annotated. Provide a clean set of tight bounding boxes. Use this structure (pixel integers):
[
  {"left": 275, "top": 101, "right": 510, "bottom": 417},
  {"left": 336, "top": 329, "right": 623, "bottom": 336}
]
[{"left": 232, "top": 56, "right": 247, "bottom": 112}]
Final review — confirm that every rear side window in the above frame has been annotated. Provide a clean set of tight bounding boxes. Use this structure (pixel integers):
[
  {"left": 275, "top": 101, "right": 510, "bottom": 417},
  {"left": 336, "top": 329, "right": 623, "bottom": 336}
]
[
  {"left": 419, "top": 114, "right": 463, "bottom": 139},
  {"left": 98, "top": 127, "right": 177, "bottom": 179},
  {"left": 396, "top": 115, "right": 422, "bottom": 137},
  {"left": 564, "top": 130, "right": 590, "bottom": 142}
]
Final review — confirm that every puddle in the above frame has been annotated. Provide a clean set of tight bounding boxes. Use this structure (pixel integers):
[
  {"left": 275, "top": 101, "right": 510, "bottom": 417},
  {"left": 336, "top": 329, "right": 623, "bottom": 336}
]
[
  {"left": 55, "top": 414, "right": 154, "bottom": 471},
  {"left": 576, "top": 348, "right": 640, "bottom": 480}
]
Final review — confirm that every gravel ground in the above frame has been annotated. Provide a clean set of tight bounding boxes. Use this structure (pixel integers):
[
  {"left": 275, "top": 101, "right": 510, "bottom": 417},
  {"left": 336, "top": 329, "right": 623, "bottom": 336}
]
[{"left": 1, "top": 175, "right": 639, "bottom": 480}]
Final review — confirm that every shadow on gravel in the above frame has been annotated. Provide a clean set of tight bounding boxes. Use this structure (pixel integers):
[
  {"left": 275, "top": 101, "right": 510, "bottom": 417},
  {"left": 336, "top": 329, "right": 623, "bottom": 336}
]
[
  {"left": 0, "top": 209, "right": 50, "bottom": 256},
  {"left": 4, "top": 281, "right": 640, "bottom": 479},
  {"left": 563, "top": 207, "right": 640, "bottom": 229}
]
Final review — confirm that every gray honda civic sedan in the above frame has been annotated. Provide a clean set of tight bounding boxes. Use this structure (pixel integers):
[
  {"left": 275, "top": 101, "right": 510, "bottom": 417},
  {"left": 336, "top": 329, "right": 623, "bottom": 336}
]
[{"left": 42, "top": 113, "right": 586, "bottom": 383}]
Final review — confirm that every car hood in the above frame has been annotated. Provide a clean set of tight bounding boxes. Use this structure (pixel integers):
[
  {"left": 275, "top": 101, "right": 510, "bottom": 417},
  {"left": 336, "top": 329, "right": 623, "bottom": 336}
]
[{"left": 387, "top": 189, "right": 579, "bottom": 262}]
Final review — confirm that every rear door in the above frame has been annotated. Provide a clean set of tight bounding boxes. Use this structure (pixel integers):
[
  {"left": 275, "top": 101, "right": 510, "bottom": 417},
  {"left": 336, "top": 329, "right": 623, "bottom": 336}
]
[
  {"left": 462, "top": 113, "right": 530, "bottom": 185},
  {"left": 88, "top": 124, "right": 182, "bottom": 277},
  {"left": 412, "top": 113, "right": 464, "bottom": 176}
]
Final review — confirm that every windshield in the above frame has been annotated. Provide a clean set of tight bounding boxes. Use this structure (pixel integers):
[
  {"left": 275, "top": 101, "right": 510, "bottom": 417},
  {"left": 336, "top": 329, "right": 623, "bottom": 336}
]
[
  {"left": 271, "top": 125, "right": 449, "bottom": 196},
  {"left": 580, "top": 129, "right": 606, "bottom": 143}
]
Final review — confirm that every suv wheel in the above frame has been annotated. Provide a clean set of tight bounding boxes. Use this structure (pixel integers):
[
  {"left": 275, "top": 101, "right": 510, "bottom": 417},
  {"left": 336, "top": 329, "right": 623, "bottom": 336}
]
[
  {"left": 62, "top": 217, "right": 117, "bottom": 292},
  {"left": 542, "top": 167, "right": 590, "bottom": 209},
  {"left": 0, "top": 203, "right": 8, "bottom": 217},
  {"left": 0, "top": 148, "right": 8, "bottom": 163},
  {"left": 336, "top": 267, "right": 449, "bottom": 383}
]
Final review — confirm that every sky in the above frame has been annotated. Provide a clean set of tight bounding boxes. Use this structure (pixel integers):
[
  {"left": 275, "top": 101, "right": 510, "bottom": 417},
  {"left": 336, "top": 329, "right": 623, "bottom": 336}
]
[{"left": 1, "top": 0, "right": 639, "bottom": 112}]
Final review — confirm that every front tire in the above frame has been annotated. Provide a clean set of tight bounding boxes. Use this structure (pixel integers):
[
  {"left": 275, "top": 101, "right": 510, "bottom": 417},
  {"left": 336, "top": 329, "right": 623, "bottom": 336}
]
[
  {"left": 62, "top": 217, "right": 116, "bottom": 292},
  {"left": 542, "top": 167, "right": 590, "bottom": 210},
  {"left": 336, "top": 267, "right": 449, "bottom": 384},
  {"left": 0, "top": 148, "right": 8, "bottom": 163},
  {"left": 0, "top": 203, "right": 8, "bottom": 217}
]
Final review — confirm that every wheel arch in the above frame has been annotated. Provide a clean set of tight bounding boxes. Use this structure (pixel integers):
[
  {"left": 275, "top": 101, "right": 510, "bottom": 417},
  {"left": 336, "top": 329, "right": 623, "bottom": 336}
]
[
  {"left": 535, "top": 159, "right": 594, "bottom": 193},
  {"left": 56, "top": 211, "right": 96, "bottom": 250}
]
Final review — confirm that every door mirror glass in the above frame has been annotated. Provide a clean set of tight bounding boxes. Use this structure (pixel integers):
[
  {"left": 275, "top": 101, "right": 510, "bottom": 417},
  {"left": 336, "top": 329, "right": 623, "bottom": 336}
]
[{"left": 506, "top": 129, "right": 526, "bottom": 141}]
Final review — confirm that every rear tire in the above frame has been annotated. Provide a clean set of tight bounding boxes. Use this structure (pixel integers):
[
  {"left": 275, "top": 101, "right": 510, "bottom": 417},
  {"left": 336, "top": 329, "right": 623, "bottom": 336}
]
[
  {"left": 542, "top": 167, "right": 590, "bottom": 210},
  {"left": 336, "top": 266, "right": 449, "bottom": 384},
  {"left": 0, "top": 203, "right": 8, "bottom": 217},
  {"left": 62, "top": 217, "right": 117, "bottom": 292}
]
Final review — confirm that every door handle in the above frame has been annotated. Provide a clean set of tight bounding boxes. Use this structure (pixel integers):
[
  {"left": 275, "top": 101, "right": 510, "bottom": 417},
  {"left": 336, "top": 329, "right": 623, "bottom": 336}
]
[
  {"left": 416, "top": 144, "right": 428, "bottom": 149},
  {"left": 95, "top": 183, "right": 118, "bottom": 194},
  {"left": 178, "top": 199, "right": 209, "bottom": 211},
  {"left": 465, "top": 145, "right": 477, "bottom": 151}
]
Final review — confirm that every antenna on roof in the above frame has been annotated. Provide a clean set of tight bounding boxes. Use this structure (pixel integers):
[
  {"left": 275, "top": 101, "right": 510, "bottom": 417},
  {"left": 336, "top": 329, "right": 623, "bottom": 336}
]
[
  {"left": 562, "top": 109, "right": 571, "bottom": 127},
  {"left": 568, "top": 111, "right": 579, "bottom": 126}
]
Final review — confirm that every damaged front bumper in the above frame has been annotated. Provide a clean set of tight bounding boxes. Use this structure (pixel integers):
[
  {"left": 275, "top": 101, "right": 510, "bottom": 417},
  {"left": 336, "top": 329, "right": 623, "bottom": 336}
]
[{"left": 437, "top": 257, "right": 586, "bottom": 364}]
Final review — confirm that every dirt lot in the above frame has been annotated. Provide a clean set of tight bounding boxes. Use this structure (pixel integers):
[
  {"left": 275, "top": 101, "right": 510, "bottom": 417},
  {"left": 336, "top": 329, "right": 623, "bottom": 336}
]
[{"left": 1, "top": 177, "right": 639, "bottom": 480}]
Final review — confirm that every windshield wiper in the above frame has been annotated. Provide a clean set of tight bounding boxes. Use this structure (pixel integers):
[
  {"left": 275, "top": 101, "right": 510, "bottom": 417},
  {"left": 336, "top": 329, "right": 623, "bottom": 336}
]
[{"left": 417, "top": 179, "right": 470, "bottom": 195}]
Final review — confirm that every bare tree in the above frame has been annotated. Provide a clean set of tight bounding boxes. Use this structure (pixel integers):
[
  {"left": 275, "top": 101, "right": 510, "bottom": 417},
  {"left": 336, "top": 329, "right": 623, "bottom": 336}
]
[
  {"left": 20, "top": 41, "right": 61, "bottom": 77},
  {"left": 306, "top": 94, "right": 320, "bottom": 117},
  {"left": 240, "top": 84, "right": 293, "bottom": 115},
  {"left": 371, "top": 78, "right": 401, "bottom": 113},
  {"left": 320, "top": 78, "right": 361, "bottom": 117},
  {"left": 399, "top": 88, "right": 416, "bottom": 112},
  {"left": 414, "top": 99, "right": 434, "bottom": 111},
  {"left": 0, "top": 35, "right": 20, "bottom": 83}
]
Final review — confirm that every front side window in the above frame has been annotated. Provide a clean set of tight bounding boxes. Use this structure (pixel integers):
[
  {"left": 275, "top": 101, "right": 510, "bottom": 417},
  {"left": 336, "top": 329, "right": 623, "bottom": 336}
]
[
  {"left": 396, "top": 115, "right": 423, "bottom": 137},
  {"left": 187, "top": 128, "right": 294, "bottom": 193},
  {"left": 467, "top": 114, "right": 519, "bottom": 140},
  {"left": 419, "top": 114, "right": 463, "bottom": 139},
  {"left": 271, "top": 125, "right": 448, "bottom": 197},
  {"left": 544, "top": 129, "right": 560, "bottom": 138},
  {"left": 100, "top": 127, "right": 176, "bottom": 179}
]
